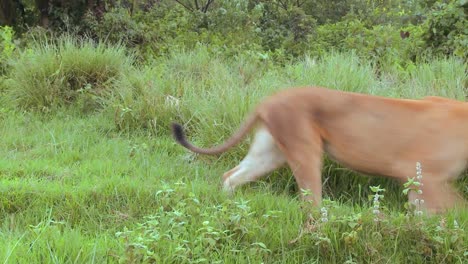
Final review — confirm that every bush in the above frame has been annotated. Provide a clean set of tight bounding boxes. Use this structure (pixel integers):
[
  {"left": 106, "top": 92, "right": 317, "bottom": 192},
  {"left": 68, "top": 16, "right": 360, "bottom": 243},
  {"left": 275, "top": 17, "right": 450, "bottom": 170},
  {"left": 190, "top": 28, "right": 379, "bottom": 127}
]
[
  {"left": 311, "top": 18, "right": 426, "bottom": 68},
  {"left": 423, "top": 0, "right": 468, "bottom": 58},
  {"left": 0, "top": 26, "right": 16, "bottom": 74},
  {"left": 80, "top": 1, "right": 318, "bottom": 62},
  {"left": 4, "top": 36, "right": 132, "bottom": 112},
  {"left": 82, "top": 7, "right": 159, "bottom": 61},
  {"left": 81, "top": 2, "right": 267, "bottom": 61}
]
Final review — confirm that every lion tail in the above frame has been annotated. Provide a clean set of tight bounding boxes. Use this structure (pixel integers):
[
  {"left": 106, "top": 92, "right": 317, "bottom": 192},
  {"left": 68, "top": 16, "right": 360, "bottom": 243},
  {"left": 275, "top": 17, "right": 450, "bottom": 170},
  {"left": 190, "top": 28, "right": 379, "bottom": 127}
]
[{"left": 171, "top": 113, "right": 258, "bottom": 155}]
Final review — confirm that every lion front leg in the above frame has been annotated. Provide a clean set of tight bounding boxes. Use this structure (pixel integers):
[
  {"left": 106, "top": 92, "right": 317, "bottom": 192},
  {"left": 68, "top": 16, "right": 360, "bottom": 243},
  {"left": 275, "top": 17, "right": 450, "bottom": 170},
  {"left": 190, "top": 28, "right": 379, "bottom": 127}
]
[
  {"left": 278, "top": 133, "right": 324, "bottom": 206},
  {"left": 289, "top": 153, "right": 324, "bottom": 206}
]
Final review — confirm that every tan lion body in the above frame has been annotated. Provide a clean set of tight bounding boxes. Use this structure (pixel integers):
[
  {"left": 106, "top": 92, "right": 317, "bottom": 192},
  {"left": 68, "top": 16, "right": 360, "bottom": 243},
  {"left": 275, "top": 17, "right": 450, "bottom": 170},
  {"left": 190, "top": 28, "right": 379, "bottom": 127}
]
[{"left": 172, "top": 87, "right": 467, "bottom": 213}]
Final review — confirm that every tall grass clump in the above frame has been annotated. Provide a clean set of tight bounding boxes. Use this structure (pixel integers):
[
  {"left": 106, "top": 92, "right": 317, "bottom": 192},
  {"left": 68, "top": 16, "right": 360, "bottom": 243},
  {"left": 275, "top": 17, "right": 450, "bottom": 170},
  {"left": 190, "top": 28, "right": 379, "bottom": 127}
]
[
  {"left": 285, "top": 52, "right": 378, "bottom": 94},
  {"left": 4, "top": 36, "right": 132, "bottom": 112},
  {"left": 113, "top": 47, "right": 271, "bottom": 146},
  {"left": 112, "top": 47, "right": 223, "bottom": 135},
  {"left": 401, "top": 57, "right": 467, "bottom": 99},
  {"left": 113, "top": 64, "right": 190, "bottom": 134},
  {"left": 162, "top": 48, "right": 287, "bottom": 160}
]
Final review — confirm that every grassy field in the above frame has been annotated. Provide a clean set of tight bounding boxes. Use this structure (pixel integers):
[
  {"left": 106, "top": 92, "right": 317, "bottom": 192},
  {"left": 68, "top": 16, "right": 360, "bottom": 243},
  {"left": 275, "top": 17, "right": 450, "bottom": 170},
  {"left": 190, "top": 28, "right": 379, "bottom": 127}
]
[{"left": 0, "top": 41, "right": 467, "bottom": 263}]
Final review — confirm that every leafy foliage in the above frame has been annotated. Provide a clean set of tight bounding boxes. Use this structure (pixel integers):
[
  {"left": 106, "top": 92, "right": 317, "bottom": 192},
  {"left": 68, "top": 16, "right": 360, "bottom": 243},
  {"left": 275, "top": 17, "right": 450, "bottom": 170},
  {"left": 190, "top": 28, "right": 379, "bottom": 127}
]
[
  {"left": 115, "top": 182, "right": 467, "bottom": 263},
  {"left": 423, "top": 0, "right": 468, "bottom": 58},
  {"left": 0, "top": 26, "right": 16, "bottom": 74},
  {"left": 312, "top": 19, "right": 426, "bottom": 68},
  {"left": 116, "top": 182, "right": 273, "bottom": 263},
  {"left": 3, "top": 0, "right": 465, "bottom": 64}
]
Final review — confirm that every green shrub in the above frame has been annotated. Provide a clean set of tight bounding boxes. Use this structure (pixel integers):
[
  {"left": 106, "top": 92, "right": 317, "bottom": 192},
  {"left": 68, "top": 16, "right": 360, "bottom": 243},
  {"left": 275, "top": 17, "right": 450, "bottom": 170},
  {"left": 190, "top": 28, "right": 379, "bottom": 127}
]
[
  {"left": 82, "top": 7, "right": 159, "bottom": 61},
  {"left": 4, "top": 36, "right": 132, "bottom": 112},
  {"left": 0, "top": 26, "right": 16, "bottom": 74},
  {"left": 80, "top": 3, "right": 263, "bottom": 61},
  {"left": 81, "top": 1, "right": 317, "bottom": 62},
  {"left": 302, "top": 0, "right": 425, "bottom": 26},
  {"left": 312, "top": 19, "right": 426, "bottom": 68},
  {"left": 5, "top": 0, "right": 464, "bottom": 64},
  {"left": 423, "top": 0, "right": 468, "bottom": 58}
]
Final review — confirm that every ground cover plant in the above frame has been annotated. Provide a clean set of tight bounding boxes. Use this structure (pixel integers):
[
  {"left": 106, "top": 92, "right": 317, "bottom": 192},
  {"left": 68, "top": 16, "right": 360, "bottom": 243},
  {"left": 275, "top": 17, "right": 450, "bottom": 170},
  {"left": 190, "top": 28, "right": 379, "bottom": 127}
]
[{"left": 1, "top": 35, "right": 467, "bottom": 263}]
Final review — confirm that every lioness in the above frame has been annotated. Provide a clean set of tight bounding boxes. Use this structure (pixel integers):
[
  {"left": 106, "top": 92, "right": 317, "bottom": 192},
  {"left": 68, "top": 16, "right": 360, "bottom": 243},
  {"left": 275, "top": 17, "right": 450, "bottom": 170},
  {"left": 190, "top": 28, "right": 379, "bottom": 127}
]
[{"left": 172, "top": 87, "right": 467, "bottom": 213}]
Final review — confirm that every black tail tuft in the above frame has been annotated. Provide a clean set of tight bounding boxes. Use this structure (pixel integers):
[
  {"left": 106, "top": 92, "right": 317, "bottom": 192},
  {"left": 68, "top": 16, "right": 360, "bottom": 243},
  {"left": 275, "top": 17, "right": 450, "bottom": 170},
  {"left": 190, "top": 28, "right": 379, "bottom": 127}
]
[{"left": 171, "top": 123, "right": 188, "bottom": 146}]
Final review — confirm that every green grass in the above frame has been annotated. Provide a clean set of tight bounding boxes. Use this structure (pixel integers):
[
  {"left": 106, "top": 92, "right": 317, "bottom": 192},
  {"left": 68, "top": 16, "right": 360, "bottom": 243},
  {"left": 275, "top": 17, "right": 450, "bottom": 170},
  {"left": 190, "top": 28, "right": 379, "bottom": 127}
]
[
  {"left": 3, "top": 36, "right": 131, "bottom": 112},
  {"left": 1, "top": 45, "right": 467, "bottom": 263}
]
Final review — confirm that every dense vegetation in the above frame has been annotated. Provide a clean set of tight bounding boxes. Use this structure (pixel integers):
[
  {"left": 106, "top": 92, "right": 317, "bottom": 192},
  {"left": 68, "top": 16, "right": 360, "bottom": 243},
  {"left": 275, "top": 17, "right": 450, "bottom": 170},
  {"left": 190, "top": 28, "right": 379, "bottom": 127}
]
[{"left": 1, "top": 0, "right": 467, "bottom": 263}]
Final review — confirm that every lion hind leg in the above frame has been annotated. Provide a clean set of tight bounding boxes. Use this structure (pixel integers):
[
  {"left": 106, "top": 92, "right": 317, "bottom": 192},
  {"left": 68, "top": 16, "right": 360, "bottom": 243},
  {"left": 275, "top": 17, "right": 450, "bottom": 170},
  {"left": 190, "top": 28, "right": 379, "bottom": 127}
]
[{"left": 222, "top": 127, "right": 286, "bottom": 192}]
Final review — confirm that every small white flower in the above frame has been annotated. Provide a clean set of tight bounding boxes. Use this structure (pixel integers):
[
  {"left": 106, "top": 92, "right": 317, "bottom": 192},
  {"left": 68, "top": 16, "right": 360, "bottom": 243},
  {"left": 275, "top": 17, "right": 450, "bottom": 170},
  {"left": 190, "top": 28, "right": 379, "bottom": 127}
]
[
  {"left": 373, "top": 209, "right": 380, "bottom": 214},
  {"left": 320, "top": 207, "right": 328, "bottom": 222},
  {"left": 420, "top": 199, "right": 424, "bottom": 204},
  {"left": 415, "top": 162, "right": 423, "bottom": 181},
  {"left": 218, "top": 7, "right": 227, "bottom": 15},
  {"left": 165, "top": 95, "right": 180, "bottom": 108}
]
